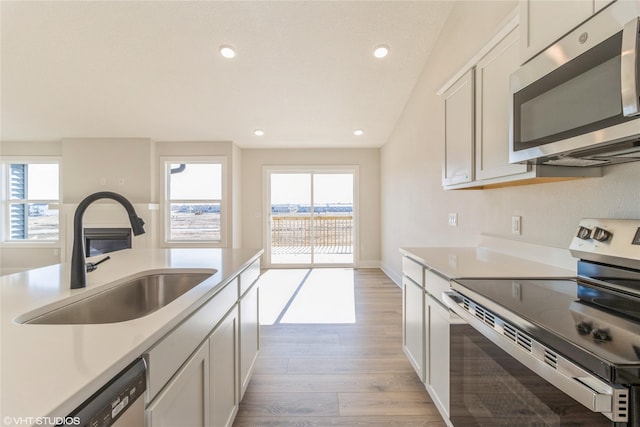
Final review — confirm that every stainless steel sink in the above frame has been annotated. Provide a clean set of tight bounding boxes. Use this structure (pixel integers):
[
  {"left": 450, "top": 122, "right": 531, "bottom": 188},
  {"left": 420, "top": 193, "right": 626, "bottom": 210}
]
[{"left": 25, "top": 272, "right": 214, "bottom": 324}]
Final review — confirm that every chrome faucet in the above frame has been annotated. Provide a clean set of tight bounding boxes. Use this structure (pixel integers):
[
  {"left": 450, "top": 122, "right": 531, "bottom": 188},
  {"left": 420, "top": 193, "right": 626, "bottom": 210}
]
[{"left": 70, "top": 191, "right": 146, "bottom": 289}]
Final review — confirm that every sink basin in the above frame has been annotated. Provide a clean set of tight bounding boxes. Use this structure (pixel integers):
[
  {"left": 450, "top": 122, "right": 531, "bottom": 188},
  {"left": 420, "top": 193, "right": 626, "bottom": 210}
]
[{"left": 25, "top": 272, "right": 214, "bottom": 324}]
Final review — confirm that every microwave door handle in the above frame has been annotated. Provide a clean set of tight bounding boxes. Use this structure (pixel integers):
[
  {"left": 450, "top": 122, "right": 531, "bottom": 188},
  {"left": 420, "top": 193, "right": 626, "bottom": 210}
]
[{"left": 621, "top": 17, "right": 640, "bottom": 116}]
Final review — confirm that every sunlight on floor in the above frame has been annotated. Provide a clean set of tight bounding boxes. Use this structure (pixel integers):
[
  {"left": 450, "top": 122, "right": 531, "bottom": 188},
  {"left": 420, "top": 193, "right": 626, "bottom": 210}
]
[
  {"left": 258, "top": 268, "right": 356, "bottom": 325},
  {"left": 259, "top": 269, "right": 309, "bottom": 325}
]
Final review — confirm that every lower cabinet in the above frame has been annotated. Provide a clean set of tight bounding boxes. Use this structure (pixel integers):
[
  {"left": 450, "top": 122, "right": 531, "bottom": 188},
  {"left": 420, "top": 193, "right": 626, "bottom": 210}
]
[
  {"left": 147, "top": 307, "right": 239, "bottom": 427},
  {"left": 147, "top": 342, "right": 210, "bottom": 427},
  {"left": 427, "top": 295, "right": 451, "bottom": 419},
  {"left": 239, "top": 282, "right": 259, "bottom": 398},
  {"left": 210, "top": 306, "right": 239, "bottom": 427},
  {"left": 401, "top": 254, "right": 455, "bottom": 425},
  {"left": 146, "top": 257, "right": 262, "bottom": 427},
  {"left": 402, "top": 276, "right": 425, "bottom": 381}
]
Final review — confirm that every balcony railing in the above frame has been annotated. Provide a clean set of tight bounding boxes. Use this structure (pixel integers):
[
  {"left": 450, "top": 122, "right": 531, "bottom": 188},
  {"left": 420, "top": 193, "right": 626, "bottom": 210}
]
[{"left": 271, "top": 215, "right": 353, "bottom": 253}]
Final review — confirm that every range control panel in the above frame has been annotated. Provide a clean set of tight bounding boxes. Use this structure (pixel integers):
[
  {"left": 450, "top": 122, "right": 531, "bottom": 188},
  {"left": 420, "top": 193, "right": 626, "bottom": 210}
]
[{"left": 569, "top": 219, "right": 640, "bottom": 269}]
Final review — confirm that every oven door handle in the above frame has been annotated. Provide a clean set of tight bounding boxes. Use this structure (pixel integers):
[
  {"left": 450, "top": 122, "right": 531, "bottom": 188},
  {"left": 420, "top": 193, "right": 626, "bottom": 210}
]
[
  {"left": 442, "top": 290, "right": 629, "bottom": 422},
  {"left": 622, "top": 17, "right": 640, "bottom": 116}
]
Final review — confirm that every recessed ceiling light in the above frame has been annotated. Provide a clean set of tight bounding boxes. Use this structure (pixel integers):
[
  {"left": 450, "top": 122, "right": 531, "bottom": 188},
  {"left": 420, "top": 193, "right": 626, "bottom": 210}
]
[
  {"left": 373, "top": 45, "right": 389, "bottom": 58},
  {"left": 353, "top": 129, "right": 364, "bottom": 136},
  {"left": 220, "top": 45, "right": 236, "bottom": 59},
  {"left": 254, "top": 129, "right": 265, "bottom": 136}
]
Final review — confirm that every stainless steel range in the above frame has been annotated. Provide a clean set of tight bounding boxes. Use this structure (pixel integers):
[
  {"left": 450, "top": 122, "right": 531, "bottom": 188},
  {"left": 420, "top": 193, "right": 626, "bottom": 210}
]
[{"left": 443, "top": 219, "right": 640, "bottom": 426}]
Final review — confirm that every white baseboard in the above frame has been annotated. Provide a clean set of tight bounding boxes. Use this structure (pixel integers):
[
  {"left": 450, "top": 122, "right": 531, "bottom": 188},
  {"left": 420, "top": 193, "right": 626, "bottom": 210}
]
[{"left": 379, "top": 261, "right": 401, "bottom": 287}]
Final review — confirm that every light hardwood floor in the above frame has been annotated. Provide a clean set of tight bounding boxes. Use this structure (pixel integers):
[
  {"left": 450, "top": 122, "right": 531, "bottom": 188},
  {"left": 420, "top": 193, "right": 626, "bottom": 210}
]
[{"left": 233, "top": 268, "right": 446, "bottom": 427}]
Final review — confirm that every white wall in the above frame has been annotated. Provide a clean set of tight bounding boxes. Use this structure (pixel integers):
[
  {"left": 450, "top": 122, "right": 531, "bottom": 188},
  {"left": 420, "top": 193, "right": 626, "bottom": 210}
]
[
  {"left": 241, "top": 148, "right": 380, "bottom": 267},
  {"left": 0, "top": 139, "right": 240, "bottom": 273},
  {"left": 380, "top": 1, "right": 640, "bottom": 282}
]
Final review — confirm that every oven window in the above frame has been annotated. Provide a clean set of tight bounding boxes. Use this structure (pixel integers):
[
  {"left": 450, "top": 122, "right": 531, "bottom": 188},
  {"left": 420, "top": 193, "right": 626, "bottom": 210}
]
[{"left": 450, "top": 324, "right": 613, "bottom": 426}]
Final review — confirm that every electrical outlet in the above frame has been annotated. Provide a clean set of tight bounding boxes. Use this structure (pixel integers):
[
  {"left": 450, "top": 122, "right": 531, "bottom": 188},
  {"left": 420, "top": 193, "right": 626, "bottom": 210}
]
[
  {"left": 512, "top": 216, "right": 522, "bottom": 235},
  {"left": 448, "top": 213, "right": 458, "bottom": 227}
]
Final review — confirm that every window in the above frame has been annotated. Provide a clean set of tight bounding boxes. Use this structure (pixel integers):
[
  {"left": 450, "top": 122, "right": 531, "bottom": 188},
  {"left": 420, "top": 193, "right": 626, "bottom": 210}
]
[
  {"left": 164, "top": 159, "right": 225, "bottom": 244},
  {"left": 3, "top": 161, "right": 60, "bottom": 241}
]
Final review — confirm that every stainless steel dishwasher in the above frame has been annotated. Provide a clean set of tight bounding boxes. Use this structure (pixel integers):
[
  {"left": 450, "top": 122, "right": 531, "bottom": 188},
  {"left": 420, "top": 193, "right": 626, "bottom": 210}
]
[{"left": 59, "top": 358, "right": 146, "bottom": 427}]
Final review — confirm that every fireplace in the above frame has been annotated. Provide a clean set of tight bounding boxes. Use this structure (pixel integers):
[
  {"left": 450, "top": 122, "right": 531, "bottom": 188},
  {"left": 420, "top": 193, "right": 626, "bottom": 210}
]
[{"left": 84, "top": 228, "right": 132, "bottom": 257}]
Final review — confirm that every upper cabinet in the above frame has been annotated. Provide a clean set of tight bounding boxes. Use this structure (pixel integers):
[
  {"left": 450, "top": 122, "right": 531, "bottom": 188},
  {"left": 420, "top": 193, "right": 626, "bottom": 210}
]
[
  {"left": 442, "top": 69, "right": 474, "bottom": 187},
  {"left": 475, "top": 25, "right": 527, "bottom": 181},
  {"left": 520, "top": 0, "right": 615, "bottom": 64},
  {"left": 439, "top": 13, "right": 601, "bottom": 190}
]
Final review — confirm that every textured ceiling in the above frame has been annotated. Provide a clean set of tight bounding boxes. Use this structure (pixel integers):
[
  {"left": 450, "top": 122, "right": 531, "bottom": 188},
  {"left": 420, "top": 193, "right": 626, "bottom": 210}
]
[{"left": 1, "top": 1, "right": 453, "bottom": 148}]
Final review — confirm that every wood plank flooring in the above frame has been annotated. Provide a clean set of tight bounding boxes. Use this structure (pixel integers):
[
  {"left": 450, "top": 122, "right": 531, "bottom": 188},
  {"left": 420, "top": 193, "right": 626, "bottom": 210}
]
[{"left": 233, "top": 268, "right": 446, "bottom": 427}]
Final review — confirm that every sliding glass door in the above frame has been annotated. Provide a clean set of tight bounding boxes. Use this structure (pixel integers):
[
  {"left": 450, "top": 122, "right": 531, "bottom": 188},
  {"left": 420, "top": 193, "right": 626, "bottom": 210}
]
[{"left": 266, "top": 168, "right": 356, "bottom": 267}]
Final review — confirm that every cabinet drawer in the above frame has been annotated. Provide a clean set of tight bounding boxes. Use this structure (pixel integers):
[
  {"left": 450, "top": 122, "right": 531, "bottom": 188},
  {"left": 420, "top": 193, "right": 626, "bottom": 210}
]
[
  {"left": 402, "top": 256, "right": 424, "bottom": 287},
  {"left": 425, "top": 270, "right": 450, "bottom": 304},
  {"left": 239, "top": 259, "right": 260, "bottom": 297},
  {"left": 146, "top": 278, "right": 238, "bottom": 400}
]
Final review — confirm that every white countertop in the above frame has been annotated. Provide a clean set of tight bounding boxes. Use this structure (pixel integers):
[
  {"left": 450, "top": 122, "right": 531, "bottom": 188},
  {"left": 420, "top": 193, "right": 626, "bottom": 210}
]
[
  {"left": 0, "top": 248, "right": 262, "bottom": 426},
  {"left": 399, "top": 246, "right": 576, "bottom": 279}
]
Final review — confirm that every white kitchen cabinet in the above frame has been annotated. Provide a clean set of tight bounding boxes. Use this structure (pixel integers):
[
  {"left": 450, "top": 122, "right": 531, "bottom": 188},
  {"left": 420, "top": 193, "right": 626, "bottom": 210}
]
[
  {"left": 146, "top": 281, "right": 238, "bottom": 400},
  {"left": 147, "top": 342, "right": 210, "bottom": 427},
  {"left": 402, "top": 275, "right": 425, "bottom": 381},
  {"left": 442, "top": 69, "right": 474, "bottom": 187},
  {"left": 422, "top": 292, "right": 431, "bottom": 386},
  {"left": 475, "top": 25, "right": 527, "bottom": 181},
  {"left": 441, "top": 14, "right": 600, "bottom": 190},
  {"left": 520, "top": 0, "right": 613, "bottom": 64},
  {"left": 427, "top": 295, "right": 451, "bottom": 419},
  {"left": 239, "top": 280, "right": 260, "bottom": 398},
  {"left": 145, "top": 257, "right": 261, "bottom": 427},
  {"left": 402, "top": 256, "right": 424, "bottom": 287},
  {"left": 209, "top": 306, "right": 239, "bottom": 427}
]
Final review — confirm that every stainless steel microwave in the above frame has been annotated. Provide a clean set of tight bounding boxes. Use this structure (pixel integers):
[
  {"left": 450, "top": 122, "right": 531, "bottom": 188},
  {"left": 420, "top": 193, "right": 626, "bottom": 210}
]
[{"left": 510, "top": 1, "right": 640, "bottom": 167}]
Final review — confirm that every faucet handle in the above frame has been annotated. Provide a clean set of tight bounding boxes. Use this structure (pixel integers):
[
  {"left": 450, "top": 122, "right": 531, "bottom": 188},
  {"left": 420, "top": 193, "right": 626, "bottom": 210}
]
[{"left": 86, "top": 255, "right": 111, "bottom": 273}]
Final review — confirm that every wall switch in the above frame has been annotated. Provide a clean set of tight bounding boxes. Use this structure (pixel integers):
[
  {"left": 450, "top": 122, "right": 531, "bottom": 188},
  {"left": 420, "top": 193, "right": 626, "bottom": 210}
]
[
  {"left": 512, "top": 216, "right": 522, "bottom": 235},
  {"left": 448, "top": 213, "right": 458, "bottom": 227}
]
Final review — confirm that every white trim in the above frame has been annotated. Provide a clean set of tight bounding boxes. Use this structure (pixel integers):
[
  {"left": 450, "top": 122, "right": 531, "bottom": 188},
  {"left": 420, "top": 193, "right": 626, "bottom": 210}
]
[
  {"left": 262, "top": 165, "right": 359, "bottom": 269},
  {"left": 160, "top": 156, "right": 228, "bottom": 248},
  {"left": 379, "top": 260, "right": 402, "bottom": 288},
  {"left": 0, "top": 157, "right": 63, "bottom": 245}
]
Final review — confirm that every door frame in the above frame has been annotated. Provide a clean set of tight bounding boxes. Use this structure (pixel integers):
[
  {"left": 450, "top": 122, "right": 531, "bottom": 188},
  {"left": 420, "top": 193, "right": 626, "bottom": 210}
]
[{"left": 262, "top": 165, "right": 359, "bottom": 268}]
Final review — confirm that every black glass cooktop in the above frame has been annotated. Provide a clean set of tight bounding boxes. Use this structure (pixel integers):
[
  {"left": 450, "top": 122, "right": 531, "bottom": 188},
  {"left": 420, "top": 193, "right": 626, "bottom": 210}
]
[{"left": 451, "top": 277, "right": 640, "bottom": 383}]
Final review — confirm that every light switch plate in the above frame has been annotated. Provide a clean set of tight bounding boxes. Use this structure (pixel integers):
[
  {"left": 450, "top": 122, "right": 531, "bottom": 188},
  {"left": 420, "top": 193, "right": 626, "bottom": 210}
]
[
  {"left": 448, "top": 213, "right": 458, "bottom": 227},
  {"left": 512, "top": 216, "right": 522, "bottom": 235}
]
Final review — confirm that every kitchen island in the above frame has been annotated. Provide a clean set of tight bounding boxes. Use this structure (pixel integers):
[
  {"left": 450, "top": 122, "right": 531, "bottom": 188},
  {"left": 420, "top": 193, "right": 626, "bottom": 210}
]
[{"left": 0, "top": 247, "right": 262, "bottom": 426}]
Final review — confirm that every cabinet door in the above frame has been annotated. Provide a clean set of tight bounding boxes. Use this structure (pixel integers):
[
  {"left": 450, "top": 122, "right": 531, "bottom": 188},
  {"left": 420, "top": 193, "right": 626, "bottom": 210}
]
[
  {"left": 520, "top": 0, "right": 593, "bottom": 64},
  {"left": 402, "top": 277, "right": 424, "bottom": 381},
  {"left": 428, "top": 296, "right": 450, "bottom": 418},
  {"left": 239, "top": 283, "right": 259, "bottom": 398},
  {"left": 146, "top": 342, "right": 210, "bottom": 427},
  {"left": 423, "top": 290, "right": 431, "bottom": 386},
  {"left": 442, "top": 69, "right": 474, "bottom": 186},
  {"left": 475, "top": 26, "right": 528, "bottom": 180},
  {"left": 210, "top": 306, "right": 239, "bottom": 427}
]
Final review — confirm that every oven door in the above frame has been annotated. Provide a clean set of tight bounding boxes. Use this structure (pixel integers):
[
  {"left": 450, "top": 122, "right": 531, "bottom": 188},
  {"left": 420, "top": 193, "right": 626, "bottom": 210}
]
[{"left": 443, "top": 290, "right": 628, "bottom": 426}]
